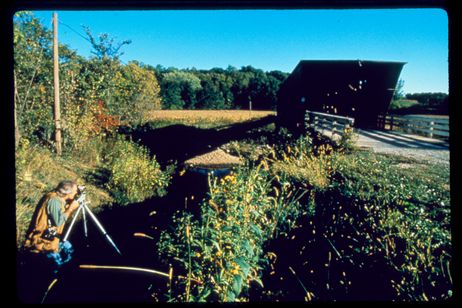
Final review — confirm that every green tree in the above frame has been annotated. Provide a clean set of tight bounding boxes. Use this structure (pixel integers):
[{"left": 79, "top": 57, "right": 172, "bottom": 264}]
[
  {"left": 14, "top": 11, "right": 54, "bottom": 143},
  {"left": 230, "top": 69, "right": 254, "bottom": 109},
  {"left": 247, "top": 69, "right": 284, "bottom": 110},
  {"left": 83, "top": 26, "right": 131, "bottom": 60},
  {"left": 195, "top": 72, "right": 234, "bottom": 109},
  {"left": 13, "top": 11, "right": 86, "bottom": 147},
  {"left": 393, "top": 79, "right": 405, "bottom": 100},
  {"left": 196, "top": 74, "right": 226, "bottom": 109},
  {"left": 113, "top": 62, "right": 162, "bottom": 124},
  {"left": 160, "top": 71, "right": 202, "bottom": 109}
]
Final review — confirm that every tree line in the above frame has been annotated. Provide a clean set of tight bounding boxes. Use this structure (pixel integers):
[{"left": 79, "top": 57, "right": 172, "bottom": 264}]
[
  {"left": 153, "top": 65, "right": 288, "bottom": 111},
  {"left": 391, "top": 80, "right": 448, "bottom": 115}
]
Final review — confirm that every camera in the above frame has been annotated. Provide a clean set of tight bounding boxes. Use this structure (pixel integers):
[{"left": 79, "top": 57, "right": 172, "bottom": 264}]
[
  {"left": 76, "top": 185, "right": 88, "bottom": 205},
  {"left": 77, "top": 185, "right": 86, "bottom": 194},
  {"left": 42, "top": 227, "right": 58, "bottom": 240}
]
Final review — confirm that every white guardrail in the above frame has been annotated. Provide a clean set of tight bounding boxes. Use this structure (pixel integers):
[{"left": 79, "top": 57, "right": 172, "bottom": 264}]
[
  {"left": 304, "top": 111, "right": 355, "bottom": 138},
  {"left": 377, "top": 114, "right": 449, "bottom": 140}
]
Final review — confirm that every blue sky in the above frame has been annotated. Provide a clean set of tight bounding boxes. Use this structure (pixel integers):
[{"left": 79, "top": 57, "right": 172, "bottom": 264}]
[{"left": 31, "top": 9, "right": 448, "bottom": 94}]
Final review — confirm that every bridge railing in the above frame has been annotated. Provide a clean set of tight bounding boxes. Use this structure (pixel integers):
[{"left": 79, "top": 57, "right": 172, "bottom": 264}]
[
  {"left": 305, "top": 110, "right": 355, "bottom": 138},
  {"left": 377, "top": 114, "right": 449, "bottom": 140}
]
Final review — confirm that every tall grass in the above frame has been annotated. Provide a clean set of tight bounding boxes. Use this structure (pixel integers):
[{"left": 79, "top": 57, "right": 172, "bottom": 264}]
[{"left": 14, "top": 139, "right": 113, "bottom": 247}]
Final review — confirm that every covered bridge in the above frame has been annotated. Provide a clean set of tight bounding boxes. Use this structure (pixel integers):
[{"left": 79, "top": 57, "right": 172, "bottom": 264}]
[{"left": 277, "top": 60, "right": 405, "bottom": 129}]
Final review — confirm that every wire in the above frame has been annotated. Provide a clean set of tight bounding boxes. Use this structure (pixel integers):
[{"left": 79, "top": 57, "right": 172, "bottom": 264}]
[{"left": 58, "top": 20, "right": 93, "bottom": 44}]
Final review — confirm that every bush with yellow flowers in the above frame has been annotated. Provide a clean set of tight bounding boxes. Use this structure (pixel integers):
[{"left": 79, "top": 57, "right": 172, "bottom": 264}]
[
  {"left": 157, "top": 162, "right": 307, "bottom": 302},
  {"left": 270, "top": 135, "right": 334, "bottom": 192}
]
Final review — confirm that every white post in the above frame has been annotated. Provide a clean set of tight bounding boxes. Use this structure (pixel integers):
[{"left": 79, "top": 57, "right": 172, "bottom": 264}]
[{"left": 429, "top": 121, "right": 434, "bottom": 138}]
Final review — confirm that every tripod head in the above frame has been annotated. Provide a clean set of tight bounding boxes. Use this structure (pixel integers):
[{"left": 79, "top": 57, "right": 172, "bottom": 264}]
[{"left": 77, "top": 185, "right": 86, "bottom": 194}]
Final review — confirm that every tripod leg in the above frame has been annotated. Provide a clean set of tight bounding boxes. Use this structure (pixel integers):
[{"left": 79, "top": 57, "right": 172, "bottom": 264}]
[
  {"left": 63, "top": 205, "right": 83, "bottom": 242},
  {"left": 83, "top": 203, "right": 122, "bottom": 255},
  {"left": 82, "top": 204, "right": 88, "bottom": 238}
]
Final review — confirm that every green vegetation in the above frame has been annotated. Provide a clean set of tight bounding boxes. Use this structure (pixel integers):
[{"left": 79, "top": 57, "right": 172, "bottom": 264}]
[
  {"left": 13, "top": 11, "right": 172, "bottom": 247},
  {"left": 389, "top": 99, "right": 420, "bottom": 110},
  {"left": 390, "top": 80, "right": 447, "bottom": 115},
  {"left": 324, "top": 151, "right": 450, "bottom": 300},
  {"left": 13, "top": 12, "right": 162, "bottom": 148},
  {"left": 158, "top": 162, "right": 306, "bottom": 302},
  {"left": 390, "top": 87, "right": 448, "bottom": 115},
  {"left": 103, "top": 136, "right": 174, "bottom": 205},
  {"left": 15, "top": 138, "right": 112, "bottom": 247},
  {"left": 157, "top": 127, "right": 451, "bottom": 302},
  {"left": 155, "top": 66, "right": 288, "bottom": 111},
  {"left": 15, "top": 133, "right": 173, "bottom": 247}
]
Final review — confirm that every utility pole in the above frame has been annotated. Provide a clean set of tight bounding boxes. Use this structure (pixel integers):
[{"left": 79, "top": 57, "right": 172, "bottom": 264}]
[
  {"left": 248, "top": 96, "right": 252, "bottom": 117},
  {"left": 53, "top": 12, "right": 62, "bottom": 155},
  {"left": 14, "top": 70, "right": 20, "bottom": 148}
]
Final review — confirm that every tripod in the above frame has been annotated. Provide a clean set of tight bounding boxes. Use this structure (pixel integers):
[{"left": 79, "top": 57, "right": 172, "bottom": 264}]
[{"left": 62, "top": 187, "right": 122, "bottom": 255}]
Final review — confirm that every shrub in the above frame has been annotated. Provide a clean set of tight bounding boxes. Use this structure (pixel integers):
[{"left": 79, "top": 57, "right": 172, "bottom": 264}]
[
  {"left": 261, "top": 133, "right": 450, "bottom": 301},
  {"left": 274, "top": 141, "right": 451, "bottom": 301},
  {"left": 104, "top": 136, "right": 173, "bottom": 205},
  {"left": 335, "top": 126, "right": 357, "bottom": 153}
]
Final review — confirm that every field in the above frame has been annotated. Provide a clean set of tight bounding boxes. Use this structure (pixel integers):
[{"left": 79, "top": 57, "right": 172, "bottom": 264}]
[{"left": 144, "top": 110, "right": 276, "bottom": 128}]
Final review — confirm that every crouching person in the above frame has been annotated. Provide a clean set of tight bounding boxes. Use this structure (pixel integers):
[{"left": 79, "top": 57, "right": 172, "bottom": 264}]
[{"left": 19, "top": 180, "right": 80, "bottom": 302}]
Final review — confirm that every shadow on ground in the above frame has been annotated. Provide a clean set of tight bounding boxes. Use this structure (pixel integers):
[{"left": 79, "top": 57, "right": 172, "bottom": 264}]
[{"left": 122, "top": 115, "right": 276, "bottom": 166}]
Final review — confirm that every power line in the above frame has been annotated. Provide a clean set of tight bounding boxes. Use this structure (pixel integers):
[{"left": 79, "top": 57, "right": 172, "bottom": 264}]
[{"left": 58, "top": 20, "right": 92, "bottom": 44}]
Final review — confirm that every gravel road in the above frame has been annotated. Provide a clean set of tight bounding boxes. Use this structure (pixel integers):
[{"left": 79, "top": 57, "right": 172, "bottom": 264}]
[{"left": 354, "top": 129, "right": 450, "bottom": 165}]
